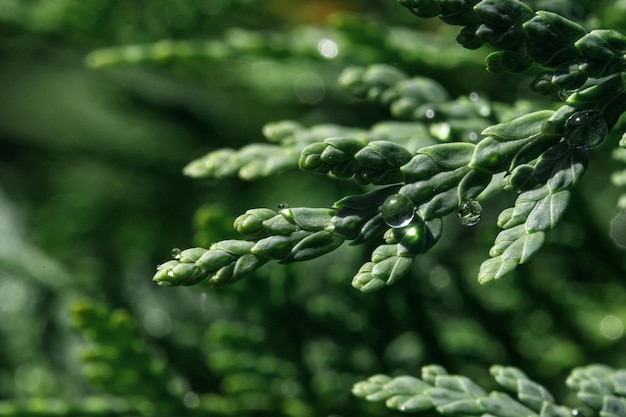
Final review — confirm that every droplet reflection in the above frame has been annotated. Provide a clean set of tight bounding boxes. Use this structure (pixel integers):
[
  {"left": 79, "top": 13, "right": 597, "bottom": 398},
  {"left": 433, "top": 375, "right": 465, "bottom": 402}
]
[
  {"left": 564, "top": 110, "right": 608, "bottom": 150},
  {"left": 278, "top": 203, "right": 289, "bottom": 210},
  {"left": 381, "top": 194, "right": 415, "bottom": 228},
  {"left": 457, "top": 200, "right": 482, "bottom": 226}
]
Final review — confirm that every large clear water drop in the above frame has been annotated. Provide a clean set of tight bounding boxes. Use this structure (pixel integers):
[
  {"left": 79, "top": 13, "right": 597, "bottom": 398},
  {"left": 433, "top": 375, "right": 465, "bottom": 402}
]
[
  {"left": 564, "top": 109, "right": 608, "bottom": 150},
  {"left": 171, "top": 248, "right": 182, "bottom": 258},
  {"left": 457, "top": 200, "right": 482, "bottom": 226},
  {"left": 381, "top": 194, "right": 415, "bottom": 228}
]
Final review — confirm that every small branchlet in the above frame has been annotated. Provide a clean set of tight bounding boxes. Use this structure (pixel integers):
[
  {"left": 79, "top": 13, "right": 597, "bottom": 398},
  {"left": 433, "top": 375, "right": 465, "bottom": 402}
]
[
  {"left": 184, "top": 122, "right": 365, "bottom": 180},
  {"left": 354, "top": 363, "right": 626, "bottom": 416},
  {"left": 396, "top": 0, "right": 626, "bottom": 93},
  {"left": 71, "top": 300, "right": 187, "bottom": 414},
  {"left": 339, "top": 65, "right": 497, "bottom": 142}
]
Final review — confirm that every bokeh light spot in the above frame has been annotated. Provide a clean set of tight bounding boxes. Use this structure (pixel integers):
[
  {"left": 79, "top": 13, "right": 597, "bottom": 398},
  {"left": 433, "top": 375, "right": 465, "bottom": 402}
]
[
  {"left": 143, "top": 308, "right": 172, "bottom": 337},
  {"left": 610, "top": 211, "right": 626, "bottom": 248},
  {"left": 600, "top": 315, "right": 623, "bottom": 340},
  {"left": 0, "top": 281, "right": 28, "bottom": 314},
  {"left": 184, "top": 392, "right": 200, "bottom": 408},
  {"left": 294, "top": 72, "right": 325, "bottom": 104},
  {"left": 15, "top": 364, "right": 41, "bottom": 392},
  {"left": 317, "top": 38, "right": 339, "bottom": 59}
]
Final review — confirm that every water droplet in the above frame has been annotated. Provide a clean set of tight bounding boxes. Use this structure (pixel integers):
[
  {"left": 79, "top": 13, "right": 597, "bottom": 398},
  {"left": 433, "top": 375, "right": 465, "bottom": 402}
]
[
  {"left": 171, "top": 248, "right": 181, "bottom": 258},
  {"left": 381, "top": 194, "right": 415, "bottom": 228},
  {"left": 278, "top": 203, "right": 292, "bottom": 217},
  {"left": 564, "top": 109, "right": 608, "bottom": 150},
  {"left": 571, "top": 409, "right": 585, "bottom": 417},
  {"left": 425, "top": 109, "right": 436, "bottom": 119},
  {"left": 457, "top": 200, "right": 482, "bottom": 226},
  {"left": 469, "top": 92, "right": 480, "bottom": 101},
  {"left": 357, "top": 170, "right": 373, "bottom": 184},
  {"left": 401, "top": 226, "right": 421, "bottom": 245}
]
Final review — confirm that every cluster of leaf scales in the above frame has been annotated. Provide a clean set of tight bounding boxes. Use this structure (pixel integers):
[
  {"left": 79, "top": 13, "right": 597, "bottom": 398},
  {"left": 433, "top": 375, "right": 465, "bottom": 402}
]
[
  {"left": 154, "top": 0, "right": 626, "bottom": 290},
  {"left": 353, "top": 363, "right": 626, "bottom": 417},
  {"left": 399, "top": 0, "right": 626, "bottom": 93}
]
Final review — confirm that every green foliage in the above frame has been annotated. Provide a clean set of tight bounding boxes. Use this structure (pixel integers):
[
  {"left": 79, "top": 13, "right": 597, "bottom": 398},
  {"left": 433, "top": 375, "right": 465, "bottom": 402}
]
[
  {"left": 354, "top": 363, "right": 626, "bottom": 416},
  {"left": 153, "top": 0, "right": 626, "bottom": 289},
  {"left": 2, "top": 0, "right": 626, "bottom": 416}
]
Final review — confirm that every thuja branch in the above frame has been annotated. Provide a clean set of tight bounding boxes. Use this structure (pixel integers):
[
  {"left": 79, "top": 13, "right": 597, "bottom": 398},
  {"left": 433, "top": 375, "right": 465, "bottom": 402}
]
[
  {"left": 154, "top": 85, "right": 620, "bottom": 290},
  {"left": 397, "top": 0, "right": 626, "bottom": 92},
  {"left": 154, "top": 0, "right": 626, "bottom": 290},
  {"left": 183, "top": 64, "right": 501, "bottom": 182},
  {"left": 353, "top": 363, "right": 626, "bottom": 416}
]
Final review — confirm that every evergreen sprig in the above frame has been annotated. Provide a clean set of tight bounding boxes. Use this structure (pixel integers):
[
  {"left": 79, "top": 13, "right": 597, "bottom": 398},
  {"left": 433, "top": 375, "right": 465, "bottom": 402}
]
[
  {"left": 338, "top": 64, "right": 497, "bottom": 141},
  {"left": 85, "top": 28, "right": 330, "bottom": 69},
  {"left": 397, "top": 0, "right": 626, "bottom": 92},
  {"left": 155, "top": 0, "right": 626, "bottom": 290},
  {"left": 354, "top": 364, "right": 626, "bottom": 416},
  {"left": 184, "top": 121, "right": 364, "bottom": 180},
  {"left": 70, "top": 300, "right": 188, "bottom": 415}
]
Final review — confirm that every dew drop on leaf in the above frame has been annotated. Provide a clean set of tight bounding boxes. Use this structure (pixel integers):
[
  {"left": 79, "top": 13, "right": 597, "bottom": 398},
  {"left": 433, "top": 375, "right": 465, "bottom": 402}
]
[
  {"left": 564, "top": 109, "right": 608, "bottom": 150},
  {"left": 381, "top": 194, "right": 415, "bottom": 228},
  {"left": 278, "top": 203, "right": 292, "bottom": 217},
  {"left": 171, "top": 248, "right": 182, "bottom": 258},
  {"left": 457, "top": 200, "right": 482, "bottom": 226}
]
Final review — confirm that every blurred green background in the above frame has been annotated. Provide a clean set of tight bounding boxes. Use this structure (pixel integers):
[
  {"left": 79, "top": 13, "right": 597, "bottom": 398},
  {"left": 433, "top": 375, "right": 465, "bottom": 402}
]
[{"left": 1, "top": 0, "right": 626, "bottom": 416}]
